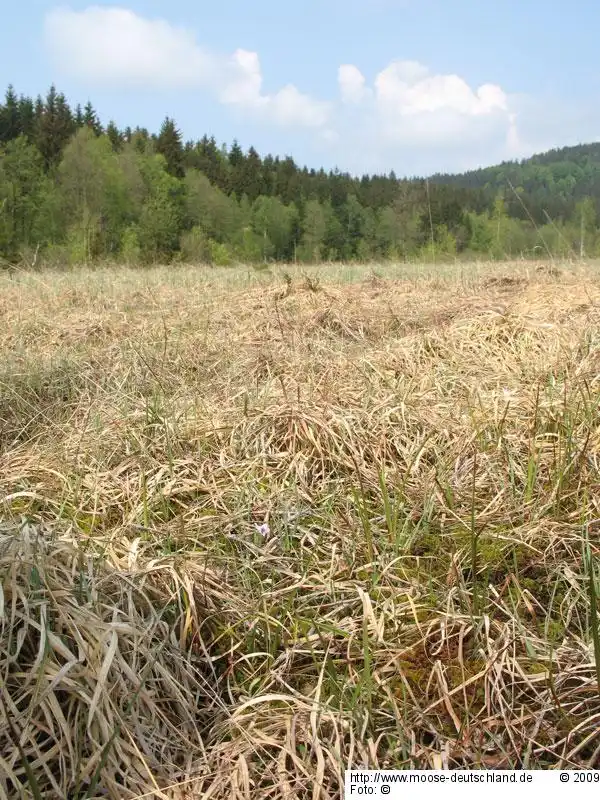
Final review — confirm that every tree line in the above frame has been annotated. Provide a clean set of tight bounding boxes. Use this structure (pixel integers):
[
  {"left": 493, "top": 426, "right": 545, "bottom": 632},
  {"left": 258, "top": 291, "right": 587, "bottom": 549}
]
[{"left": 1, "top": 84, "right": 599, "bottom": 267}]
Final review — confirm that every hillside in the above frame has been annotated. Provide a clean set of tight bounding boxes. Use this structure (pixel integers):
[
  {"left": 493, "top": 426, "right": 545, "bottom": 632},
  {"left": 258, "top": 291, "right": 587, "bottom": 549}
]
[{"left": 430, "top": 142, "right": 600, "bottom": 223}]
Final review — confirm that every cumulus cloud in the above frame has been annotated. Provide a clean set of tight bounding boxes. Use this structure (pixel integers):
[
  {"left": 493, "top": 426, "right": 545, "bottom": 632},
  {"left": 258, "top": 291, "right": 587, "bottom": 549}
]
[
  {"left": 334, "top": 59, "right": 523, "bottom": 172},
  {"left": 220, "top": 50, "right": 265, "bottom": 110},
  {"left": 338, "top": 65, "right": 370, "bottom": 105},
  {"left": 44, "top": 6, "right": 330, "bottom": 129},
  {"left": 44, "top": 6, "right": 524, "bottom": 173},
  {"left": 375, "top": 61, "right": 508, "bottom": 117},
  {"left": 344, "top": 59, "right": 513, "bottom": 147},
  {"left": 221, "top": 50, "right": 330, "bottom": 128},
  {"left": 45, "top": 6, "right": 215, "bottom": 87}
]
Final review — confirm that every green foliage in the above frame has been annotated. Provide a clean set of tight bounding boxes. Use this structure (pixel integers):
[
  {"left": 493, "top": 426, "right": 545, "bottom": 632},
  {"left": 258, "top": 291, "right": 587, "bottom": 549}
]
[
  {"left": 180, "top": 225, "right": 209, "bottom": 263},
  {"left": 58, "top": 128, "right": 130, "bottom": 260},
  {"left": 0, "top": 136, "right": 47, "bottom": 257},
  {"left": 184, "top": 170, "right": 239, "bottom": 243},
  {"left": 106, "top": 121, "right": 123, "bottom": 152},
  {"left": 373, "top": 206, "right": 398, "bottom": 258},
  {"left": 467, "top": 212, "right": 494, "bottom": 256},
  {"left": 121, "top": 225, "right": 141, "bottom": 265},
  {"left": 298, "top": 198, "right": 327, "bottom": 263},
  {"left": 433, "top": 224, "right": 457, "bottom": 257},
  {"left": 431, "top": 142, "right": 600, "bottom": 226},
  {"left": 0, "top": 85, "right": 21, "bottom": 144},
  {"left": 2, "top": 82, "right": 600, "bottom": 266},
  {"left": 65, "top": 221, "right": 97, "bottom": 266},
  {"left": 208, "top": 239, "right": 232, "bottom": 266},
  {"left": 82, "top": 101, "right": 103, "bottom": 137},
  {"left": 35, "top": 85, "right": 76, "bottom": 169},
  {"left": 135, "top": 153, "right": 184, "bottom": 262},
  {"left": 234, "top": 226, "right": 264, "bottom": 263},
  {"left": 251, "top": 196, "right": 297, "bottom": 261},
  {"left": 576, "top": 197, "right": 598, "bottom": 256},
  {"left": 156, "top": 117, "right": 184, "bottom": 179},
  {"left": 138, "top": 193, "right": 181, "bottom": 263}
]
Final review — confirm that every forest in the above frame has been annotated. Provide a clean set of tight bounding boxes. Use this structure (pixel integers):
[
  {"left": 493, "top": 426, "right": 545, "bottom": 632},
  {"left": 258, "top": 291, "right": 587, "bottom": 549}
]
[{"left": 1, "top": 83, "right": 600, "bottom": 267}]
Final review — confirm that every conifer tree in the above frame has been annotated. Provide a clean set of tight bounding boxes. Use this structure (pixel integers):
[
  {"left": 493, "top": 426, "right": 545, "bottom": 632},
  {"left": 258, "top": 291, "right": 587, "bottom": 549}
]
[
  {"left": 156, "top": 117, "right": 184, "bottom": 178},
  {"left": 228, "top": 140, "right": 244, "bottom": 167},
  {"left": 0, "top": 85, "right": 21, "bottom": 144},
  {"left": 106, "top": 121, "right": 123, "bottom": 152},
  {"left": 36, "top": 86, "right": 75, "bottom": 168},
  {"left": 18, "top": 95, "right": 35, "bottom": 141},
  {"left": 238, "top": 146, "right": 264, "bottom": 202},
  {"left": 131, "top": 127, "right": 151, "bottom": 155},
  {"left": 74, "top": 104, "right": 84, "bottom": 128},
  {"left": 83, "top": 101, "right": 103, "bottom": 136}
]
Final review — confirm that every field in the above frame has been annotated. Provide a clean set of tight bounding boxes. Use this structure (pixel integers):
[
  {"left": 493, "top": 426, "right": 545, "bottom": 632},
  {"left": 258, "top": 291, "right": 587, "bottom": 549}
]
[{"left": 1, "top": 259, "right": 599, "bottom": 798}]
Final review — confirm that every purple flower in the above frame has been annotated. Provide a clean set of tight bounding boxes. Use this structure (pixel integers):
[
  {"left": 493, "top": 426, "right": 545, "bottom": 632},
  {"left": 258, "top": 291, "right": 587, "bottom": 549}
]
[{"left": 255, "top": 523, "right": 270, "bottom": 537}]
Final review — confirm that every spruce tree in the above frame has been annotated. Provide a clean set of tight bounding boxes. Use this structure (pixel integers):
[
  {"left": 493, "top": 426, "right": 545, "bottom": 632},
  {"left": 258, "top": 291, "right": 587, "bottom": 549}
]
[
  {"left": 0, "top": 85, "right": 21, "bottom": 144},
  {"left": 239, "top": 146, "right": 263, "bottom": 202},
  {"left": 131, "top": 127, "right": 151, "bottom": 155},
  {"left": 228, "top": 140, "right": 244, "bottom": 168},
  {"left": 83, "top": 101, "right": 103, "bottom": 136},
  {"left": 36, "top": 86, "right": 75, "bottom": 168},
  {"left": 18, "top": 95, "right": 35, "bottom": 141},
  {"left": 106, "top": 121, "right": 123, "bottom": 152},
  {"left": 74, "top": 104, "right": 84, "bottom": 128},
  {"left": 156, "top": 117, "right": 184, "bottom": 178},
  {"left": 197, "top": 135, "right": 228, "bottom": 189}
]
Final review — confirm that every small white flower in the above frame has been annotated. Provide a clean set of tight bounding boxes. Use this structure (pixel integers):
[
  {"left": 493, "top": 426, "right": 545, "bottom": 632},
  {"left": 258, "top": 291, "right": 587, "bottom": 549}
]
[
  {"left": 255, "top": 523, "right": 270, "bottom": 537},
  {"left": 502, "top": 387, "right": 518, "bottom": 404}
]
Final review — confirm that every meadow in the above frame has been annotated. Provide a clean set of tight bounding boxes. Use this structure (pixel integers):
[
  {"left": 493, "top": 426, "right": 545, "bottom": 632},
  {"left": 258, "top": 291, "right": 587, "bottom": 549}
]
[{"left": 1, "top": 259, "right": 599, "bottom": 798}]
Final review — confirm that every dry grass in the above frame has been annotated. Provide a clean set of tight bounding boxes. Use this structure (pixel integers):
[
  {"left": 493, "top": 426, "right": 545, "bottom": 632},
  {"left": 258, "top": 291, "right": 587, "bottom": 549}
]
[{"left": 1, "top": 258, "right": 600, "bottom": 798}]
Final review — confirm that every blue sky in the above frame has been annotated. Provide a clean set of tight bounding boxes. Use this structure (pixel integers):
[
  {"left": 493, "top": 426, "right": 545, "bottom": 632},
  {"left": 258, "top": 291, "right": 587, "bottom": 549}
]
[{"left": 2, "top": 1, "right": 600, "bottom": 176}]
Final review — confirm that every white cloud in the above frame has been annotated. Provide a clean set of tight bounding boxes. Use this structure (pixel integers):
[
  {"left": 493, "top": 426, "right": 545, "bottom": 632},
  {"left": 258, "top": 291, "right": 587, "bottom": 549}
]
[
  {"left": 221, "top": 49, "right": 330, "bottom": 128},
  {"left": 338, "top": 65, "right": 370, "bottom": 105},
  {"left": 44, "top": 7, "right": 330, "bottom": 129},
  {"left": 375, "top": 61, "right": 508, "bottom": 118},
  {"left": 44, "top": 6, "right": 525, "bottom": 173},
  {"left": 334, "top": 59, "right": 522, "bottom": 173},
  {"left": 45, "top": 6, "right": 216, "bottom": 87},
  {"left": 269, "top": 85, "right": 330, "bottom": 128},
  {"left": 220, "top": 50, "right": 265, "bottom": 109}
]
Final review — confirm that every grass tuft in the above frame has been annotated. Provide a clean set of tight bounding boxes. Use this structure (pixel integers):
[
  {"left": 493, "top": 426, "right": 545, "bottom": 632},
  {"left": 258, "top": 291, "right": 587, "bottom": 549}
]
[{"left": 1, "top": 259, "right": 600, "bottom": 796}]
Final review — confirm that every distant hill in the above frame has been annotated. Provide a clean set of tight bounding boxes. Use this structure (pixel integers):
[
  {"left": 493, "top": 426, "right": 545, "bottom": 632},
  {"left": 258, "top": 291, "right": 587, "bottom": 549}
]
[{"left": 429, "top": 142, "right": 600, "bottom": 223}]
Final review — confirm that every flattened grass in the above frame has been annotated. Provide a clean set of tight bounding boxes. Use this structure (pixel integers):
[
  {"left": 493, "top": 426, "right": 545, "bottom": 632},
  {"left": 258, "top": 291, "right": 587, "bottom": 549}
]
[{"left": 1, "top": 259, "right": 600, "bottom": 797}]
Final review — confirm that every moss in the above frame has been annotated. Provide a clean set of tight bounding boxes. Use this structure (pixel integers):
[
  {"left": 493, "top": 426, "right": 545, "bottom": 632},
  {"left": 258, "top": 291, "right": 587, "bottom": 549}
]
[
  {"left": 408, "top": 530, "right": 452, "bottom": 582},
  {"left": 542, "top": 618, "right": 565, "bottom": 643},
  {"left": 410, "top": 531, "right": 444, "bottom": 557},
  {"left": 74, "top": 512, "right": 100, "bottom": 534},
  {"left": 525, "top": 662, "right": 548, "bottom": 675},
  {"left": 395, "top": 648, "right": 488, "bottom": 701},
  {"left": 411, "top": 526, "right": 541, "bottom": 589},
  {"left": 520, "top": 577, "right": 538, "bottom": 592},
  {"left": 397, "top": 664, "right": 432, "bottom": 688},
  {"left": 7, "top": 497, "right": 30, "bottom": 514},
  {"left": 521, "top": 574, "right": 569, "bottom": 610},
  {"left": 444, "top": 660, "right": 487, "bottom": 688}
]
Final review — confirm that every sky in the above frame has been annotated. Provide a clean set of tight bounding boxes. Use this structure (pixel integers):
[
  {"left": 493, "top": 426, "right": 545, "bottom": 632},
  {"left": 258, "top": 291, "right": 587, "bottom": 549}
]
[{"left": 3, "top": 1, "right": 600, "bottom": 177}]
